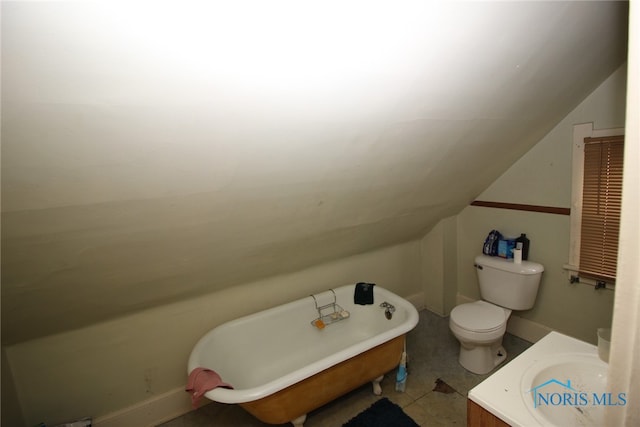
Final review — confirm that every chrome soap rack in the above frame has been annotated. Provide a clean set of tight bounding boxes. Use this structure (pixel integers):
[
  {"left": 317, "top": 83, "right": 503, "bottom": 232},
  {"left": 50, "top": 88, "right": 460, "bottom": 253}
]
[{"left": 310, "top": 289, "right": 350, "bottom": 329}]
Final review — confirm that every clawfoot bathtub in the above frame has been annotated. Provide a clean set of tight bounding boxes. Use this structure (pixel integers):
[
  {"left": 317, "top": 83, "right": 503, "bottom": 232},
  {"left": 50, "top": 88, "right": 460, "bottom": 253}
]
[{"left": 188, "top": 284, "right": 419, "bottom": 426}]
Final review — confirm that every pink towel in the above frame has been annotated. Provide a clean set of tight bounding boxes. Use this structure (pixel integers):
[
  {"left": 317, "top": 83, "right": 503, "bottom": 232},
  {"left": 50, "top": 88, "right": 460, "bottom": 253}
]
[{"left": 185, "top": 368, "right": 234, "bottom": 408}]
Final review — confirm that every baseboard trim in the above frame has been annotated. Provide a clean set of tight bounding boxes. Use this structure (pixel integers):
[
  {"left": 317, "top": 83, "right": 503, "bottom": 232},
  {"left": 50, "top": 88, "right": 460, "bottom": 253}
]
[
  {"left": 93, "top": 386, "right": 199, "bottom": 427},
  {"left": 406, "top": 292, "right": 426, "bottom": 311},
  {"left": 505, "top": 315, "right": 554, "bottom": 343},
  {"left": 455, "top": 294, "right": 553, "bottom": 343}
]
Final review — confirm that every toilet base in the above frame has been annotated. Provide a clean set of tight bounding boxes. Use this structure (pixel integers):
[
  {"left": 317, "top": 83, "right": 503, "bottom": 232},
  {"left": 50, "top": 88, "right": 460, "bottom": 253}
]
[{"left": 458, "top": 341, "right": 507, "bottom": 375}]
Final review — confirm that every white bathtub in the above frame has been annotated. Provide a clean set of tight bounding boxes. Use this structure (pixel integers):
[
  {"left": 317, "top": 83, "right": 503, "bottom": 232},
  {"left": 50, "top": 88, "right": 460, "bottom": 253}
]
[{"left": 188, "top": 284, "right": 419, "bottom": 425}]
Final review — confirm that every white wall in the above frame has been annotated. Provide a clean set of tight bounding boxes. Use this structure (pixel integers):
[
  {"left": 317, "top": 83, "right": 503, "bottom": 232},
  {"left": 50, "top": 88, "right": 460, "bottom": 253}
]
[
  {"left": 420, "top": 216, "right": 458, "bottom": 316},
  {"left": 608, "top": 2, "right": 640, "bottom": 423},
  {"left": 454, "top": 64, "right": 627, "bottom": 344},
  {"left": 4, "top": 240, "right": 422, "bottom": 426},
  {"left": 2, "top": 1, "right": 628, "bottom": 348}
]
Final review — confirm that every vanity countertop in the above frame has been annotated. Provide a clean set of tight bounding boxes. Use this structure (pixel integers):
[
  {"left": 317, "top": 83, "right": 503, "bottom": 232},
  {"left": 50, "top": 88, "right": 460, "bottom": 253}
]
[{"left": 468, "top": 331, "right": 600, "bottom": 426}]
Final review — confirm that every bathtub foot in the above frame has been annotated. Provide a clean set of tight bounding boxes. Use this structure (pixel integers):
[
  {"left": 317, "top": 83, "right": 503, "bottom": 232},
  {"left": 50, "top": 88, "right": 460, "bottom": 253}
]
[
  {"left": 291, "top": 414, "right": 306, "bottom": 427},
  {"left": 372, "top": 375, "right": 384, "bottom": 395}
]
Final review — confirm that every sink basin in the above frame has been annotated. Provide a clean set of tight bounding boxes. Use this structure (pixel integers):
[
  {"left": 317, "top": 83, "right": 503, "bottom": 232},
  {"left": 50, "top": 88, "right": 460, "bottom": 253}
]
[{"left": 521, "top": 353, "right": 608, "bottom": 426}]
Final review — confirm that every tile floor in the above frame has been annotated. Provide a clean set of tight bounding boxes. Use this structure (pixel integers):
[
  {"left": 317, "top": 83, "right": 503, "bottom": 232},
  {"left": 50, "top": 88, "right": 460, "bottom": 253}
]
[{"left": 159, "top": 309, "right": 531, "bottom": 426}]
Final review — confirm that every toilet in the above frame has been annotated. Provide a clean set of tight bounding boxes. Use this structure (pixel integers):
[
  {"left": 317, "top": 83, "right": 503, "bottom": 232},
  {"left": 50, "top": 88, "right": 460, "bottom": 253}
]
[{"left": 449, "top": 255, "right": 544, "bottom": 374}]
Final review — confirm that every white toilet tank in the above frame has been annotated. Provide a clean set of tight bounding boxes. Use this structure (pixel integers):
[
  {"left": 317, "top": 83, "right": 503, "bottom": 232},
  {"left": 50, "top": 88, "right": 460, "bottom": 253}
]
[{"left": 475, "top": 255, "right": 544, "bottom": 310}]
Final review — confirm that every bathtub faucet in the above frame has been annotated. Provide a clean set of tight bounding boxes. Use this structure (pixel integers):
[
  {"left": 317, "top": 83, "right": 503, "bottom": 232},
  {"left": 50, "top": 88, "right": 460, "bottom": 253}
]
[{"left": 380, "top": 302, "right": 395, "bottom": 319}]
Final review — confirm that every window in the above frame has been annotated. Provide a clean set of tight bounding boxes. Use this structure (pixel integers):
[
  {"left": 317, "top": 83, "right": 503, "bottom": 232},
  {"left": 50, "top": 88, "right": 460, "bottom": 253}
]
[
  {"left": 579, "top": 136, "right": 624, "bottom": 281},
  {"left": 567, "top": 123, "right": 625, "bottom": 287}
]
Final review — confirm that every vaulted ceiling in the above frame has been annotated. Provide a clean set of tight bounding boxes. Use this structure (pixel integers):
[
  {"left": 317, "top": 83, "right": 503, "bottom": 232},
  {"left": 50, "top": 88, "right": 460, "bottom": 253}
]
[{"left": 1, "top": 1, "right": 628, "bottom": 345}]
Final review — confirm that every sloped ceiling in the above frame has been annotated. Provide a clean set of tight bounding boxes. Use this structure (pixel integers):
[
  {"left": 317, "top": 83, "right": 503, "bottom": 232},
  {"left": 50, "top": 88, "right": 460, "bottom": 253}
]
[{"left": 1, "top": 1, "right": 628, "bottom": 345}]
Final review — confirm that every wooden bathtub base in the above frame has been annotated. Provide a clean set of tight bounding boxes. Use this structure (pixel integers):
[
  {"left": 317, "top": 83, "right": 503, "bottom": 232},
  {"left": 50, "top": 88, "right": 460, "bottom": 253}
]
[{"left": 239, "top": 335, "right": 405, "bottom": 425}]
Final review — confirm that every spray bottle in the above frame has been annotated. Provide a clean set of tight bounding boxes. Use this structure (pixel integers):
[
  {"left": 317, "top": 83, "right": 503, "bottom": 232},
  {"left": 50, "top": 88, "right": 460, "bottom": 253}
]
[{"left": 395, "top": 349, "right": 407, "bottom": 392}]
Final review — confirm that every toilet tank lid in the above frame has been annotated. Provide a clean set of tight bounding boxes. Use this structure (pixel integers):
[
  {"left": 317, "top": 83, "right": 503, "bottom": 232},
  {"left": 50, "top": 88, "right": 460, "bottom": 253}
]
[{"left": 475, "top": 255, "right": 544, "bottom": 275}]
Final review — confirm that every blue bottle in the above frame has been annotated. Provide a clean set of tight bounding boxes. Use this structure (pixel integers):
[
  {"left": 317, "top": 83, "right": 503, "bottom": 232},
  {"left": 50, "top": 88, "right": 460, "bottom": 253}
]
[{"left": 395, "top": 352, "right": 407, "bottom": 392}]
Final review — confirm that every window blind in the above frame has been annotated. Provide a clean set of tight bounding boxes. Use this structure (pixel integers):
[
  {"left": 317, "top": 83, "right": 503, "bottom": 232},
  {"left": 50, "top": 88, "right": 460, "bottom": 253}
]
[{"left": 579, "top": 135, "right": 624, "bottom": 282}]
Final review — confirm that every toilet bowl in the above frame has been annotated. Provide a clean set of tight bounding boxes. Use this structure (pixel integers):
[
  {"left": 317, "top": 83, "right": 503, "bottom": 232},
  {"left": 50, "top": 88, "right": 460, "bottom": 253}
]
[
  {"left": 449, "top": 255, "right": 544, "bottom": 375},
  {"left": 449, "top": 301, "right": 511, "bottom": 374}
]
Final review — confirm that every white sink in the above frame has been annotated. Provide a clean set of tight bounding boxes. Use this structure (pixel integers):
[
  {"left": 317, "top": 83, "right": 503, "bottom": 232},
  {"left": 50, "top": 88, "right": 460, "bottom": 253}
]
[
  {"left": 469, "top": 332, "right": 615, "bottom": 426},
  {"left": 521, "top": 353, "right": 608, "bottom": 426}
]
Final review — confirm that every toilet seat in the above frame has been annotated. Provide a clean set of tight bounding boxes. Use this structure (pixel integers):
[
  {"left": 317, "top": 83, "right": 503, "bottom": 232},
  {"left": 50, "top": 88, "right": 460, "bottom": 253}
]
[{"left": 450, "top": 301, "right": 507, "bottom": 333}]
